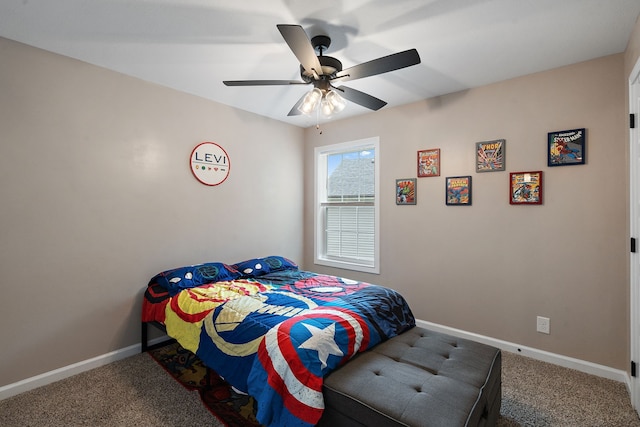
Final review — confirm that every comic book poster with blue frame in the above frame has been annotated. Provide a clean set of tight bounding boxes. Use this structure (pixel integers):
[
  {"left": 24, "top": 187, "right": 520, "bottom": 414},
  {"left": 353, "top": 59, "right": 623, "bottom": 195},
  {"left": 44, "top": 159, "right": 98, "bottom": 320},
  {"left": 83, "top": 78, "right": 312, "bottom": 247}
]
[{"left": 548, "top": 128, "right": 585, "bottom": 166}]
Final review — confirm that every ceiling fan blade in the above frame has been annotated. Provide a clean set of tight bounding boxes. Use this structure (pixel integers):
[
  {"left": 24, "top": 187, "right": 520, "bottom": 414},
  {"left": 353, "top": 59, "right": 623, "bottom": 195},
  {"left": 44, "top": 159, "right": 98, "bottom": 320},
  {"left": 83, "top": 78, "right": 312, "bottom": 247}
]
[
  {"left": 335, "top": 49, "right": 421, "bottom": 82},
  {"left": 277, "top": 24, "right": 323, "bottom": 77},
  {"left": 287, "top": 93, "right": 306, "bottom": 116},
  {"left": 334, "top": 85, "right": 387, "bottom": 111},
  {"left": 223, "top": 80, "right": 308, "bottom": 86}
]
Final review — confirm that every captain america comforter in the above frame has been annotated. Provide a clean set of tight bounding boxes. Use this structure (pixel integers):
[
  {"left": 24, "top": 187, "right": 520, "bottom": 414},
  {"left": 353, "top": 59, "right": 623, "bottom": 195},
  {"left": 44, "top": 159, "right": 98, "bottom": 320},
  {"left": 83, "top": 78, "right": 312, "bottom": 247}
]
[{"left": 142, "top": 256, "right": 415, "bottom": 427}]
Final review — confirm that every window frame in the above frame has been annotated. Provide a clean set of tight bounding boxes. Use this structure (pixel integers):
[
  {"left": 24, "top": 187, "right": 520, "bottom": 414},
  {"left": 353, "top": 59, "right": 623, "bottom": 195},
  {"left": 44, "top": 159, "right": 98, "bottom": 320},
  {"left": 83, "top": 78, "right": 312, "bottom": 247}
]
[{"left": 314, "top": 137, "right": 380, "bottom": 274}]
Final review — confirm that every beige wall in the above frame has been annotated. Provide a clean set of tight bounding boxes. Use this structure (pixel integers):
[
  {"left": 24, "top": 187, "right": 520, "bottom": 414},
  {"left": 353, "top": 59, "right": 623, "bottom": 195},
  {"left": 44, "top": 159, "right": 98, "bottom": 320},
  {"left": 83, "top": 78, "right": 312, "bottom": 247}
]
[
  {"left": 0, "top": 37, "right": 304, "bottom": 387},
  {"left": 304, "top": 54, "right": 628, "bottom": 369}
]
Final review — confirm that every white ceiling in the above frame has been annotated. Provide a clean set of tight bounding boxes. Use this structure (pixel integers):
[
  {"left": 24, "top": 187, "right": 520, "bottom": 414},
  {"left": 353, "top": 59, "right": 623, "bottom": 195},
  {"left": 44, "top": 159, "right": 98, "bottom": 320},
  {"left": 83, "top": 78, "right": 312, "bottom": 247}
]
[{"left": 2, "top": 0, "right": 639, "bottom": 128}]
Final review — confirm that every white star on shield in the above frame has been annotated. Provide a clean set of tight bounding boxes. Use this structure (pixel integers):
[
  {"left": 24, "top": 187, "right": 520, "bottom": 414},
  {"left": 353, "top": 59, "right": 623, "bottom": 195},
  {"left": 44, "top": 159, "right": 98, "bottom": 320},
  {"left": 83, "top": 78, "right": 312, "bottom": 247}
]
[{"left": 298, "top": 322, "right": 344, "bottom": 368}]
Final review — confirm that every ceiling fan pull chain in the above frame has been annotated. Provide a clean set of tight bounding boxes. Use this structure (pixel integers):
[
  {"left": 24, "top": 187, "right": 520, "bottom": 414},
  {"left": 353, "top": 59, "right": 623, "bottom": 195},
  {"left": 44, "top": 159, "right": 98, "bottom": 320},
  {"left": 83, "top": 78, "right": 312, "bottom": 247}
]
[{"left": 315, "top": 108, "right": 323, "bottom": 134}]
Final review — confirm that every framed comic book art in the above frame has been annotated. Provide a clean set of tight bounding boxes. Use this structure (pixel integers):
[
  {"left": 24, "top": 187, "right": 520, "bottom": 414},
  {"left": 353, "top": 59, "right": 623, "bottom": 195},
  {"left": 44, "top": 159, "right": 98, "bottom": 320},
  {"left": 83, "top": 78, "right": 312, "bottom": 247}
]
[
  {"left": 510, "top": 171, "right": 543, "bottom": 205},
  {"left": 476, "top": 139, "right": 505, "bottom": 172},
  {"left": 445, "top": 176, "right": 472, "bottom": 206},
  {"left": 417, "top": 148, "right": 440, "bottom": 177},
  {"left": 396, "top": 178, "right": 416, "bottom": 205},
  {"left": 548, "top": 128, "right": 585, "bottom": 166}
]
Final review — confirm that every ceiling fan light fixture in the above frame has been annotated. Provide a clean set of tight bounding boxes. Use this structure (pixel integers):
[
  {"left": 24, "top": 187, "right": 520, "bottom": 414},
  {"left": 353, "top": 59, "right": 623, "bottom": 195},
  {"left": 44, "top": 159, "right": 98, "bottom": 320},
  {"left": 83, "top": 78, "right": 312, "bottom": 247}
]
[
  {"left": 320, "top": 97, "right": 334, "bottom": 118},
  {"left": 320, "top": 89, "right": 346, "bottom": 118},
  {"left": 298, "top": 88, "right": 323, "bottom": 115},
  {"left": 326, "top": 90, "right": 346, "bottom": 113}
]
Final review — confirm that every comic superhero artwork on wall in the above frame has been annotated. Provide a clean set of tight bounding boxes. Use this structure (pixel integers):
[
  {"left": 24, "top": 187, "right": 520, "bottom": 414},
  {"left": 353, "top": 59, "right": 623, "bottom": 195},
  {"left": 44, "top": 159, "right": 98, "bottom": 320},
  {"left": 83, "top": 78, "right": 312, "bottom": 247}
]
[
  {"left": 417, "top": 148, "right": 440, "bottom": 177},
  {"left": 476, "top": 139, "right": 506, "bottom": 172},
  {"left": 510, "top": 171, "right": 543, "bottom": 205},
  {"left": 548, "top": 128, "right": 585, "bottom": 166},
  {"left": 446, "top": 176, "right": 472, "bottom": 206}
]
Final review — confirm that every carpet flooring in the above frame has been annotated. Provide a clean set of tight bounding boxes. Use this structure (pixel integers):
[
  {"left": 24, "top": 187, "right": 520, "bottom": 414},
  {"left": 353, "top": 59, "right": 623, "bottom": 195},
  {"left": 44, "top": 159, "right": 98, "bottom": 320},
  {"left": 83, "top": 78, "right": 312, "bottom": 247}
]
[
  {"left": 0, "top": 347, "right": 638, "bottom": 426},
  {"left": 0, "top": 350, "right": 222, "bottom": 427},
  {"left": 498, "top": 352, "right": 640, "bottom": 426}
]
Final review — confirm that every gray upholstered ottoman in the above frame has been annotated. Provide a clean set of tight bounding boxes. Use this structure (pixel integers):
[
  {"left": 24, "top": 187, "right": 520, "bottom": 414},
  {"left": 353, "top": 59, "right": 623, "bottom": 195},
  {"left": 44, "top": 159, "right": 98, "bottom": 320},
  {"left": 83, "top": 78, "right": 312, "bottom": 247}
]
[{"left": 318, "top": 326, "right": 502, "bottom": 427}]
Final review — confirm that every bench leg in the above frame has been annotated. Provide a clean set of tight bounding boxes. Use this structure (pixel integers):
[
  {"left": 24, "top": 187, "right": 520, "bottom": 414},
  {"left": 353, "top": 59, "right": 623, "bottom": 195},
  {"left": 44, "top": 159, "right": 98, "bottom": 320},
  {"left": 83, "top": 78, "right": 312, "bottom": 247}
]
[{"left": 141, "top": 322, "right": 149, "bottom": 352}]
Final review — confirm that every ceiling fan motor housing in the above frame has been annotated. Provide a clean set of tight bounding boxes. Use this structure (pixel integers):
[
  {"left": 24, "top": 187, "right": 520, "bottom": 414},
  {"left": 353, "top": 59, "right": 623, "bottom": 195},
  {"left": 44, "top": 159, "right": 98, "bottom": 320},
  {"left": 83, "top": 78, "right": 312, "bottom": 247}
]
[{"left": 300, "top": 55, "right": 343, "bottom": 83}]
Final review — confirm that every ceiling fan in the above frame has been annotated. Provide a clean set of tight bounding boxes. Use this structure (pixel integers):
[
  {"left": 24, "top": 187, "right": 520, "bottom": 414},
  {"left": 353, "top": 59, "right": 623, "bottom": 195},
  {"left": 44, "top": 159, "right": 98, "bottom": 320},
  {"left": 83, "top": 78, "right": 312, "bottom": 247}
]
[{"left": 223, "top": 24, "right": 421, "bottom": 117}]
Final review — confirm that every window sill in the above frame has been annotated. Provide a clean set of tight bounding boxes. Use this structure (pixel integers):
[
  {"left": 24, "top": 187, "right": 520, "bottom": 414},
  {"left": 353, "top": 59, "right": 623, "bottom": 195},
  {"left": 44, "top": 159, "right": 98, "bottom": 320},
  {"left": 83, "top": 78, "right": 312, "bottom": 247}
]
[{"left": 315, "top": 257, "right": 379, "bottom": 275}]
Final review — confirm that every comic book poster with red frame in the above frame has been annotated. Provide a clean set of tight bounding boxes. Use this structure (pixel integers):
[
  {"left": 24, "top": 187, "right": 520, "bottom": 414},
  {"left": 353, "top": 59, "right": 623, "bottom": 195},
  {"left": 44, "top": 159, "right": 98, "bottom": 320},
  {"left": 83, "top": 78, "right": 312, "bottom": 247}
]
[
  {"left": 509, "top": 171, "right": 543, "bottom": 205},
  {"left": 417, "top": 148, "right": 440, "bottom": 177}
]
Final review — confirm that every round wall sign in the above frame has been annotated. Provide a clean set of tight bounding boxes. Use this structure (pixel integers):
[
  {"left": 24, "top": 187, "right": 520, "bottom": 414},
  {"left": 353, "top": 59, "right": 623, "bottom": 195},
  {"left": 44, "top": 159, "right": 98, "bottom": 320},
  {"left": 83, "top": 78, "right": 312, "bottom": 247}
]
[{"left": 189, "top": 142, "right": 230, "bottom": 186}]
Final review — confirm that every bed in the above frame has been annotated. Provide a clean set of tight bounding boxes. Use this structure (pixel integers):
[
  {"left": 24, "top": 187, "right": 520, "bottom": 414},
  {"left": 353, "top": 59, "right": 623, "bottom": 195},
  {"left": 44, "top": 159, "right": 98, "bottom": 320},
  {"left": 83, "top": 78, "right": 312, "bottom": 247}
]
[{"left": 141, "top": 255, "right": 416, "bottom": 427}]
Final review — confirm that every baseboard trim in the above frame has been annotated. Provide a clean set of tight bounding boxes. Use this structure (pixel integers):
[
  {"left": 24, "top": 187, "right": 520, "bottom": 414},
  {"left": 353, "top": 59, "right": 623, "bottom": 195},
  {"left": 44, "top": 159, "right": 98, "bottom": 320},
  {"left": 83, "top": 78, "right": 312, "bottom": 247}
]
[
  {"left": 416, "top": 319, "right": 629, "bottom": 385},
  {"left": 0, "top": 336, "right": 168, "bottom": 401}
]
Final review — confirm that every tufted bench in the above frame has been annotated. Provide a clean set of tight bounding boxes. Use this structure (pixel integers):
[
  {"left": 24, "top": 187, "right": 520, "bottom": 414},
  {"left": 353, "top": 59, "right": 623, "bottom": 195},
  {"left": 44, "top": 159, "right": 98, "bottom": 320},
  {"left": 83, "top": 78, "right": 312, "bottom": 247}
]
[{"left": 318, "top": 326, "right": 502, "bottom": 427}]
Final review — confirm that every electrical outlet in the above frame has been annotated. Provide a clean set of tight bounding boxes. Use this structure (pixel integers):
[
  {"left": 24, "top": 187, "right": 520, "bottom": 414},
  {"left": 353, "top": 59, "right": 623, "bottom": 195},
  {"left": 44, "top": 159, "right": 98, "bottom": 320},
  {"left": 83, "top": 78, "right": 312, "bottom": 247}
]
[{"left": 537, "top": 316, "right": 550, "bottom": 334}]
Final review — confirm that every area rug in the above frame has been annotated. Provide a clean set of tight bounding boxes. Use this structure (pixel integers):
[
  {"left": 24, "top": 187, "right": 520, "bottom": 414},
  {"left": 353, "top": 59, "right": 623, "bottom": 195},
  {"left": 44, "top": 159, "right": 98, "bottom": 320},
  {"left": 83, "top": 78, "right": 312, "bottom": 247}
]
[{"left": 149, "top": 342, "right": 260, "bottom": 427}]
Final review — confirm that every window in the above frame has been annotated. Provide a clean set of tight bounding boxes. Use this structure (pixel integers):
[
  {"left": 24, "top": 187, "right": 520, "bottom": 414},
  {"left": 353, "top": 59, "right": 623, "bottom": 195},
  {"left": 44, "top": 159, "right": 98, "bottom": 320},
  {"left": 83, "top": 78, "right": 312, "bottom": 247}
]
[{"left": 314, "top": 137, "right": 379, "bottom": 274}]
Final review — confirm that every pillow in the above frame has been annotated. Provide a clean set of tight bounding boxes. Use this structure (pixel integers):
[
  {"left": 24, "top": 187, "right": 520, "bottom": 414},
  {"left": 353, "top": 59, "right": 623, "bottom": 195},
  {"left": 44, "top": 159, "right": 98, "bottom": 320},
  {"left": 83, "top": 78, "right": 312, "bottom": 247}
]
[
  {"left": 233, "top": 256, "right": 298, "bottom": 278},
  {"left": 149, "top": 262, "right": 241, "bottom": 296}
]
